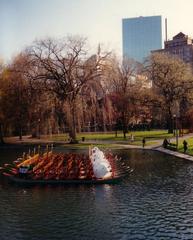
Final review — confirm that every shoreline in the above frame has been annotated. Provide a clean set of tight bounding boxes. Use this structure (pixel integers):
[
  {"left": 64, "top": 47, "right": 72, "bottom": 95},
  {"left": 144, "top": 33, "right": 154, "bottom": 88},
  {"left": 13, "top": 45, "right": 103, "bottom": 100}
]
[
  {"left": 154, "top": 146, "right": 193, "bottom": 161},
  {"left": 2, "top": 134, "right": 193, "bottom": 161}
]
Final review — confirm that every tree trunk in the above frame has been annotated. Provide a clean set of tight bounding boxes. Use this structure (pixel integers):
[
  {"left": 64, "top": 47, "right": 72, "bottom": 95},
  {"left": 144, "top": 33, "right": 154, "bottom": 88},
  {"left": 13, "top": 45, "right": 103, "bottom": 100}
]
[
  {"left": 0, "top": 123, "right": 5, "bottom": 144},
  {"left": 102, "top": 109, "right": 106, "bottom": 132},
  {"left": 114, "top": 121, "right": 118, "bottom": 137},
  {"left": 123, "top": 130, "right": 126, "bottom": 139},
  {"left": 69, "top": 101, "right": 78, "bottom": 143},
  {"left": 115, "top": 129, "right": 117, "bottom": 138},
  {"left": 167, "top": 106, "right": 173, "bottom": 134},
  {"left": 19, "top": 127, "right": 23, "bottom": 140},
  {"left": 122, "top": 112, "right": 127, "bottom": 139}
]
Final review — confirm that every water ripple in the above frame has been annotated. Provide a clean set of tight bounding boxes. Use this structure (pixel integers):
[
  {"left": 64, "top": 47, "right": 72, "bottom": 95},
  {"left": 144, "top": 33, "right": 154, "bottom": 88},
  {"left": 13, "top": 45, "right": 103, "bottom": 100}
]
[{"left": 1, "top": 149, "right": 193, "bottom": 239}]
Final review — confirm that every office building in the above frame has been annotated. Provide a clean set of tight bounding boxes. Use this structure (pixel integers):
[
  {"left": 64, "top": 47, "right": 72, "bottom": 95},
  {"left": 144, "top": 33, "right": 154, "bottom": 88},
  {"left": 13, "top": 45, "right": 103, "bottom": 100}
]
[
  {"left": 154, "top": 32, "right": 193, "bottom": 67},
  {"left": 122, "top": 16, "right": 162, "bottom": 62}
]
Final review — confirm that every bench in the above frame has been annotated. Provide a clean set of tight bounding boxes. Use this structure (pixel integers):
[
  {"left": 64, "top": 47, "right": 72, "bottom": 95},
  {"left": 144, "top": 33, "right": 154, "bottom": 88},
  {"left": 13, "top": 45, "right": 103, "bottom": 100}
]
[{"left": 165, "top": 143, "right": 177, "bottom": 151}]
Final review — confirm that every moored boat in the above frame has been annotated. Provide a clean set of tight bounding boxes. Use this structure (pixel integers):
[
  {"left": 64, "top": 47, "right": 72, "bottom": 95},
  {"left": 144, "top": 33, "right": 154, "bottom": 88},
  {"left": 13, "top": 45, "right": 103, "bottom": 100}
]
[
  {"left": 1, "top": 146, "right": 126, "bottom": 186},
  {"left": 4, "top": 174, "right": 121, "bottom": 186}
]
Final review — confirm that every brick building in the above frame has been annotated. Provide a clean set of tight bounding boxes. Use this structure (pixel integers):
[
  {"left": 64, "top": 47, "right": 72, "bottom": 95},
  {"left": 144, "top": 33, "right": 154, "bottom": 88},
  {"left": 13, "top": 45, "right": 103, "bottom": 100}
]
[{"left": 154, "top": 32, "right": 193, "bottom": 66}]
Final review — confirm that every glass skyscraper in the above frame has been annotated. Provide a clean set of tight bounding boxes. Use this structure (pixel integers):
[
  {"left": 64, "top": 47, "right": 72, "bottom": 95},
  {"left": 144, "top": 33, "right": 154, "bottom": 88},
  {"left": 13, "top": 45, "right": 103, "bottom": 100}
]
[{"left": 122, "top": 16, "right": 162, "bottom": 63}]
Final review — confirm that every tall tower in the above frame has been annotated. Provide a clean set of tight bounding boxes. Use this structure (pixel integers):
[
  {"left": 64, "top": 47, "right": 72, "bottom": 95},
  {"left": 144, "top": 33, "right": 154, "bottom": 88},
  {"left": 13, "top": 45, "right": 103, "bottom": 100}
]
[{"left": 122, "top": 16, "right": 162, "bottom": 62}]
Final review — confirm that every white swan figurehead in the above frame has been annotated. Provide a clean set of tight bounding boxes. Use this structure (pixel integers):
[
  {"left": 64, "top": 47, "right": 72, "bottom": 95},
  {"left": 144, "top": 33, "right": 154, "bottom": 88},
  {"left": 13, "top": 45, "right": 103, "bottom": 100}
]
[{"left": 90, "top": 147, "right": 112, "bottom": 179}]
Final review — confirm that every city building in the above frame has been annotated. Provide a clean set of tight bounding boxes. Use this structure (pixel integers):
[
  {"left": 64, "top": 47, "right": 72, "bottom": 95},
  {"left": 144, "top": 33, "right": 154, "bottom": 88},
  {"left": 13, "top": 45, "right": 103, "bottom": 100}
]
[
  {"left": 154, "top": 32, "right": 193, "bottom": 66},
  {"left": 122, "top": 16, "right": 162, "bottom": 63}
]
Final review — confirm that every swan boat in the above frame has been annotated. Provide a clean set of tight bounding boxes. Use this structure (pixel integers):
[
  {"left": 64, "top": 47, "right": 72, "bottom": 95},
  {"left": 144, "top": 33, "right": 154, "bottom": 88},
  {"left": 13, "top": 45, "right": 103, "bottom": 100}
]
[{"left": 1, "top": 147, "right": 125, "bottom": 186}]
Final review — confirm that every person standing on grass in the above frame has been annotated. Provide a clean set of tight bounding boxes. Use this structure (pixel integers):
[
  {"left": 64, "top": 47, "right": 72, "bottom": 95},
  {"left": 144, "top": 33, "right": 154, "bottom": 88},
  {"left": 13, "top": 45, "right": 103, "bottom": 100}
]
[
  {"left": 142, "top": 137, "right": 146, "bottom": 148},
  {"left": 131, "top": 134, "right": 134, "bottom": 142},
  {"left": 183, "top": 140, "right": 188, "bottom": 153}
]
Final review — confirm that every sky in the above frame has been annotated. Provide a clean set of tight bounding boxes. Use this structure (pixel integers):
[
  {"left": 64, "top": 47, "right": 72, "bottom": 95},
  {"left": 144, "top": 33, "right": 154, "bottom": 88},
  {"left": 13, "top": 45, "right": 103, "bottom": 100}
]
[{"left": 1, "top": 0, "right": 193, "bottom": 62}]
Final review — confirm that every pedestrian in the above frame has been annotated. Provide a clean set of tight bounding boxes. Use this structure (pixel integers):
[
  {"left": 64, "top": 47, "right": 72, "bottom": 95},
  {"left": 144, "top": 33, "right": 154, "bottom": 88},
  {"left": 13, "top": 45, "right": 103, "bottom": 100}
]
[
  {"left": 142, "top": 137, "right": 146, "bottom": 148},
  {"left": 131, "top": 134, "right": 134, "bottom": 142},
  {"left": 183, "top": 140, "right": 188, "bottom": 153},
  {"left": 163, "top": 138, "right": 169, "bottom": 148}
]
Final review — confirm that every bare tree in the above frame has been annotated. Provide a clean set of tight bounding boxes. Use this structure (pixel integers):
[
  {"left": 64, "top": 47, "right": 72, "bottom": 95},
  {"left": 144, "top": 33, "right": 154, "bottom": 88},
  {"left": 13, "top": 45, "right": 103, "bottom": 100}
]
[
  {"left": 104, "top": 56, "right": 140, "bottom": 138},
  {"left": 26, "top": 36, "right": 109, "bottom": 142},
  {"left": 145, "top": 53, "right": 193, "bottom": 133},
  {"left": 0, "top": 63, "right": 5, "bottom": 144}
]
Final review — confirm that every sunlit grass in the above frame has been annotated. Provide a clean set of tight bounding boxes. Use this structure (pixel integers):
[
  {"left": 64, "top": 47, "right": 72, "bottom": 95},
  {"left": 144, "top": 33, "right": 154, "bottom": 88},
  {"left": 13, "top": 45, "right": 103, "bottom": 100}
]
[
  {"left": 60, "top": 143, "right": 124, "bottom": 149},
  {"left": 128, "top": 141, "right": 158, "bottom": 146},
  {"left": 177, "top": 137, "right": 193, "bottom": 156},
  {"left": 50, "top": 130, "right": 173, "bottom": 143}
]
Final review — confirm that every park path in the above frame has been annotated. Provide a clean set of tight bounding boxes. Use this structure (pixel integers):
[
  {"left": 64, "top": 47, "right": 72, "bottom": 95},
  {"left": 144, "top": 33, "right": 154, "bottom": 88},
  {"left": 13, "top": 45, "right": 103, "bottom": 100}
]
[
  {"left": 2, "top": 133, "right": 193, "bottom": 161},
  {"left": 154, "top": 146, "right": 193, "bottom": 161},
  {"left": 3, "top": 135, "right": 59, "bottom": 145},
  {"left": 3, "top": 133, "right": 193, "bottom": 148},
  {"left": 83, "top": 132, "right": 193, "bottom": 149}
]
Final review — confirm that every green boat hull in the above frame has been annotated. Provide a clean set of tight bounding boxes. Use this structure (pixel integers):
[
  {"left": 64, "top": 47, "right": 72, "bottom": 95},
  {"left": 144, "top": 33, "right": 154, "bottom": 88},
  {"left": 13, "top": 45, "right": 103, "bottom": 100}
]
[{"left": 5, "top": 175, "right": 122, "bottom": 186}]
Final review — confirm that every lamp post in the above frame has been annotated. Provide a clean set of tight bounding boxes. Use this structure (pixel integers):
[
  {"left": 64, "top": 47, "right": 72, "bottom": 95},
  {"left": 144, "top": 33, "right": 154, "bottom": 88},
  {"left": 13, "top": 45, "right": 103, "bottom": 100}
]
[{"left": 173, "top": 114, "right": 178, "bottom": 148}]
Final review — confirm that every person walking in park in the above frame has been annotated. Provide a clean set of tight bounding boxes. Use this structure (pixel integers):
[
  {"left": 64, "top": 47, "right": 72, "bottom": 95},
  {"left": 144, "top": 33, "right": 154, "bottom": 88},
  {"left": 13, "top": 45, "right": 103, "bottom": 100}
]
[
  {"left": 183, "top": 140, "right": 188, "bottom": 153},
  {"left": 142, "top": 137, "right": 146, "bottom": 148}
]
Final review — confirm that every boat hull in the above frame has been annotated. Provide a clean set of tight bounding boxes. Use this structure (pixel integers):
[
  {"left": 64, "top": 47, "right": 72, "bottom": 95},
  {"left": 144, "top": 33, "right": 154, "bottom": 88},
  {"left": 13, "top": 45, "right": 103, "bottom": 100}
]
[{"left": 4, "top": 175, "right": 121, "bottom": 186}]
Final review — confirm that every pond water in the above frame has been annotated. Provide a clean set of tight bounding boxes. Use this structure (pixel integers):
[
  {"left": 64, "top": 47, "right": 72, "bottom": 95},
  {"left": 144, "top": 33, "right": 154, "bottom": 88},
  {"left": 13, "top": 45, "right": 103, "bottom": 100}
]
[{"left": 1, "top": 146, "right": 193, "bottom": 240}]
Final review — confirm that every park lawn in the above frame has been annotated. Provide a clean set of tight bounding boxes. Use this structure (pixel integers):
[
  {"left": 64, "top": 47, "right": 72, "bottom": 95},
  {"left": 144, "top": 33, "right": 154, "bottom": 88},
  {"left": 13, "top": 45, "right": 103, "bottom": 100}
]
[
  {"left": 61, "top": 143, "right": 123, "bottom": 149},
  {"left": 50, "top": 130, "right": 173, "bottom": 142},
  {"left": 59, "top": 140, "right": 158, "bottom": 148},
  {"left": 177, "top": 137, "right": 193, "bottom": 156},
  {"left": 128, "top": 140, "right": 159, "bottom": 146},
  {"left": 78, "top": 130, "right": 173, "bottom": 141},
  {"left": 126, "top": 130, "right": 173, "bottom": 139}
]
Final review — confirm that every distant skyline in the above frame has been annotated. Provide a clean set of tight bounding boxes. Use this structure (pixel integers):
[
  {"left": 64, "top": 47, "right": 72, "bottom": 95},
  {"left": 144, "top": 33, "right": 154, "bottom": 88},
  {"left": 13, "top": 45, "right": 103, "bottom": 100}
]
[{"left": 1, "top": 0, "right": 193, "bottom": 62}]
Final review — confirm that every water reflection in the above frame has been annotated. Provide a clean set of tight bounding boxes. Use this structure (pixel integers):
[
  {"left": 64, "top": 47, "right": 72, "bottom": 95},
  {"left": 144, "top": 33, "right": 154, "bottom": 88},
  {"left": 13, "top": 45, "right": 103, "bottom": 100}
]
[{"left": 1, "top": 147, "right": 193, "bottom": 239}]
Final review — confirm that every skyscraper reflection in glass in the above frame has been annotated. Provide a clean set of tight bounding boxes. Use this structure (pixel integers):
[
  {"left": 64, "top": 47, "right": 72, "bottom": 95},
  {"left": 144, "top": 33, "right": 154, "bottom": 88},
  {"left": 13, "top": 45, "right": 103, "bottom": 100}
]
[{"left": 122, "top": 16, "right": 162, "bottom": 62}]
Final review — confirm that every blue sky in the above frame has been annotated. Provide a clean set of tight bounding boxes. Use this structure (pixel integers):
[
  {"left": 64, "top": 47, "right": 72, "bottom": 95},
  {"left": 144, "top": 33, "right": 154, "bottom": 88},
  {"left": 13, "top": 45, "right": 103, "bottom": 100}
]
[{"left": 1, "top": 0, "right": 193, "bottom": 62}]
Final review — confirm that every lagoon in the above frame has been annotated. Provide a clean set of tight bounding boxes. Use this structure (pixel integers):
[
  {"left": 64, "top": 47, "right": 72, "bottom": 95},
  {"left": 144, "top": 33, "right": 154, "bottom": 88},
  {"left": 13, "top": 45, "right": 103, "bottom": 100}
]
[{"left": 0, "top": 147, "right": 193, "bottom": 240}]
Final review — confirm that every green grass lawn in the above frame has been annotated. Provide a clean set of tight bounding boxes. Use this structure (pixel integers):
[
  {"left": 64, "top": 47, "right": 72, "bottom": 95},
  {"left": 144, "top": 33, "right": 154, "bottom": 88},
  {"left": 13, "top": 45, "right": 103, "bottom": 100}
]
[
  {"left": 49, "top": 130, "right": 173, "bottom": 146},
  {"left": 128, "top": 140, "right": 159, "bottom": 146},
  {"left": 176, "top": 137, "right": 193, "bottom": 156},
  {"left": 78, "top": 130, "right": 173, "bottom": 140},
  {"left": 60, "top": 143, "right": 124, "bottom": 150}
]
